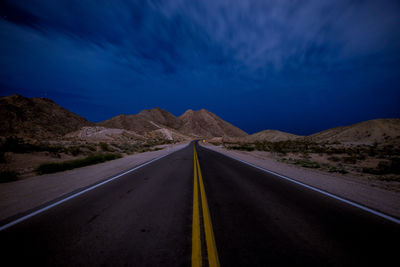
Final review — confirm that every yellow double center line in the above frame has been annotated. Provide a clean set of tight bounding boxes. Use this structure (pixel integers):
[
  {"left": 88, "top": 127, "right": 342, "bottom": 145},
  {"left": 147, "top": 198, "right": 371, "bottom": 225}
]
[{"left": 192, "top": 144, "right": 220, "bottom": 267}]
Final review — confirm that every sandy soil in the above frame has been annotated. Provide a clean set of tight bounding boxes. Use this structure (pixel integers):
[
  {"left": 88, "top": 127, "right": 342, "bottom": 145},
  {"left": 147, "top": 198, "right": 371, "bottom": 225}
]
[
  {"left": 201, "top": 143, "right": 400, "bottom": 219},
  {"left": 0, "top": 142, "right": 189, "bottom": 222}
]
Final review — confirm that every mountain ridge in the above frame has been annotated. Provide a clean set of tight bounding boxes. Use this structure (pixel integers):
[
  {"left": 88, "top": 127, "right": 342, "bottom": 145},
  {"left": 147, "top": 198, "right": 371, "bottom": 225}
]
[
  {"left": 0, "top": 94, "right": 93, "bottom": 139},
  {"left": 1, "top": 94, "right": 398, "bottom": 145}
]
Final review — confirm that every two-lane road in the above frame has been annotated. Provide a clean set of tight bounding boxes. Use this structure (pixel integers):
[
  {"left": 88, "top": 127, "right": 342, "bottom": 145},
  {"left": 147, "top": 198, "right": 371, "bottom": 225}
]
[{"left": 1, "top": 141, "right": 399, "bottom": 266}]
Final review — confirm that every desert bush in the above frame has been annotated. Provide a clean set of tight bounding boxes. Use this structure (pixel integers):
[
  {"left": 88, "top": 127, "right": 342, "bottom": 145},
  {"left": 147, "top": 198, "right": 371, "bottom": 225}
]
[
  {"left": 35, "top": 153, "right": 122, "bottom": 175},
  {"left": 294, "top": 159, "right": 321, "bottom": 169},
  {"left": 1, "top": 137, "right": 63, "bottom": 154},
  {"left": 67, "top": 146, "right": 82, "bottom": 156},
  {"left": 327, "top": 156, "right": 340, "bottom": 162},
  {"left": 210, "top": 142, "right": 221, "bottom": 146},
  {"left": 0, "top": 170, "right": 18, "bottom": 183},
  {"left": 328, "top": 166, "right": 348, "bottom": 174},
  {"left": 377, "top": 175, "right": 400, "bottom": 182},
  {"left": 362, "top": 160, "right": 400, "bottom": 175},
  {"left": 229, "top": 145, "right": 255, "bottom": 151},
  {"left": 254, "top": 141, "right": 267, "bottom": 151},
  {"left": 85, "top": 144, "right": 97, "bottom": 152},
  {"left": 99, "top": 142, "right": 111, "bottom": 152},
  {"left": 342, "top": 156, "right": 357, "bottom": 164}
]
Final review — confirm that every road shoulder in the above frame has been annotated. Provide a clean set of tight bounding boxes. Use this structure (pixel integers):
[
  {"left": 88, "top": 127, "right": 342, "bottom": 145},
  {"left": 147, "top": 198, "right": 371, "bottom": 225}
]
[
  {"left": 200, "top": 143, "right": 400, "bottom": 219},
  {"left": 0, "top": 142, "right": 189, "bottom": 222}
]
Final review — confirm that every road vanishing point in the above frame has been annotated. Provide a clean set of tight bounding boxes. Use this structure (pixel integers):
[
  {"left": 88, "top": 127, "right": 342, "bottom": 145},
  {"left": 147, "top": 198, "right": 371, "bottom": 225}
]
[{"left": 0, "top": 141, "right": 399, "bottom": 266}]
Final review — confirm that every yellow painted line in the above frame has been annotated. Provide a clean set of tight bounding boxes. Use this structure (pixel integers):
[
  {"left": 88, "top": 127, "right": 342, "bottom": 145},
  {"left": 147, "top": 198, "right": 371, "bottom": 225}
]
[
  {"left": 192, "top": 146, "right": 202, "bottom": 267},
  {"left": 193, "top": 145, "right": 220, "bottom": 267}
]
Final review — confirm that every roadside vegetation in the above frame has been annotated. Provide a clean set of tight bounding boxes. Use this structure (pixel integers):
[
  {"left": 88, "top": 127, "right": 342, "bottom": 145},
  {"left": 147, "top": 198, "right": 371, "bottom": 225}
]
[
  {"left": 213, "top": 140, "right": 400, "bottom": 178},
  {"left": 0, "top": 137, "right": 171, "bottom": 157},
  {"left": 0, "top": 137, "right": 175, "bottom": 181},
  {"left": 35, "top": 153, "right": 122, "bottom": 175}
]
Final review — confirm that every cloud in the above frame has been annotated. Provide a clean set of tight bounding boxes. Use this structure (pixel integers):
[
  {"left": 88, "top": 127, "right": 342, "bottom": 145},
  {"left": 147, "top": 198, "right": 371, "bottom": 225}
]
[
  {"left": 0, "top": 0, "right": 399, "bottom": 132},
  {"left": 2, "top": 0, "right": 399, "bottom": 76}
]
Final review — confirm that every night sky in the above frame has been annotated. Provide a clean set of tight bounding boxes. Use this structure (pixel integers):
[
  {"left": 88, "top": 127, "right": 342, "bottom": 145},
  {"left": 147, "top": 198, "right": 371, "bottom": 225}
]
[{"left": 0, "top": 0, "right": 399, "bottom": 135}]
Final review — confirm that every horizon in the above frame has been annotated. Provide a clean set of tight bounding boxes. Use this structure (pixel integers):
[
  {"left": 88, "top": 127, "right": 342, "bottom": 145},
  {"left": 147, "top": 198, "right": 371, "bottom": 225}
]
[
  {"left": 1, "top": 0, "right": 400, "bottom": 135},
  {"left": 3, "top": 93, "right": 399, "bottom": 137}
]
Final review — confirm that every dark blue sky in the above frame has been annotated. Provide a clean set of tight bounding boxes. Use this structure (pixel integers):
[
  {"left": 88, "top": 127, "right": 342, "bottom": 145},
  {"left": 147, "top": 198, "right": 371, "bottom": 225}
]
[{"left": 0, "top": 0, "right": 399, "bottom": 135}]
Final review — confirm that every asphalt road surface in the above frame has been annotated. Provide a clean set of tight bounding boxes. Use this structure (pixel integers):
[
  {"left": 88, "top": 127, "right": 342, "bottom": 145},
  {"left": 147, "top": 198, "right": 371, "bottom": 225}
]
[{"left": 1, "top": 141, "right": 399, "bottom": 266}]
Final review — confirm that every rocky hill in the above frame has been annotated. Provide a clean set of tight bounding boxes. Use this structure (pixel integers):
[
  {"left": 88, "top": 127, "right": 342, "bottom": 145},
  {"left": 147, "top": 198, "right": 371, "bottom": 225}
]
[
  {"left": 64, "top": 126, "right": 145, "bottom": 142},
  {"left": 0, "top": 94, "right": 93, "bottom": 139},
  {"left": 98, "top": 114, "right": 160, "bottom": 134},
  {"left": 0, "top": 95, "right": 249, "bottom": 141},
  {"left": 178, "top": 109, "right": 248, "bottom": 138},
  {"left": 138, "top": 107, "right": 182, "bottom": 129},
  {"left": 244, "top": 129, "right": 301, "bottom": 142},
  {"left": 307, "top": 119, "right": 400, "bottom": 145},
  {"left": 100, "top": 108, "right": 248, "bottom": 139}
]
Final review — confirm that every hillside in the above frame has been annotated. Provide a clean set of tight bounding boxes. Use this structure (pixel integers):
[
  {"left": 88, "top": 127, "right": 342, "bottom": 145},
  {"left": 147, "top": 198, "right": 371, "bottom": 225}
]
[
  {"left": 178, "top": 109, "right": 248, "bottom": 138},
  {"left": 98, "top": 107, "right": 182, "bottom": 134},
  {"left": 308, "top": 119, "right": 400, "bottom": 145},
  {"left": 98, "top": 114, "right": 160, "bottom": 134},
  {"left": 64, "top": 126, "right": 145, "bottom": 142},
  {"left": 0, "top": 94, "right": 93, "bottom": 139},
  {"left": 244, "top": 129, "right": 301, "bottom": 142},
  {"left": 138, "top": 107, "right": 182, "bottom": 129},
  {"left": 100, "top": 108, "right": 248, "bottom": 139},
  {"left": 0, "top": 95, "right": 248, "bottom": 141}
]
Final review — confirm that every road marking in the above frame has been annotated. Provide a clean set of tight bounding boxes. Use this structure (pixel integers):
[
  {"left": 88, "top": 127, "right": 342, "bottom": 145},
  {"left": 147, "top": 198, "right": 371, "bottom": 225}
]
[
  {"left": 192, "top": 145, "right": 220, "bottom": 267},
  {"left": 196, "top": 147, "right": 221, "bottom": 267},
  {"left": 0, "top": 144, "right": 189, "bottom": 232},
  {"left": 192, "top": 147, "right": 202, "bottom": 267},
  {"left": 199, "top": 144, "right": 400, "bottom": 225}
]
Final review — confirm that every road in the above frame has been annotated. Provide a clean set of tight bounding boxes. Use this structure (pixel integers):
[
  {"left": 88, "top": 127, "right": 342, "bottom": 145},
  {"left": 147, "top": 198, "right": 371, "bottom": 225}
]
[{"left": 0, "top": 141, "right": 399, "bottom": 266}]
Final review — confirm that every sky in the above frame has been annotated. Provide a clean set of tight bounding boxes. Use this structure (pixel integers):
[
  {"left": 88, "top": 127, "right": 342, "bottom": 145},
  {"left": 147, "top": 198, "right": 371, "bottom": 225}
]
[{"left": 0, "top": 0, "right": 399, "bottom": 135}]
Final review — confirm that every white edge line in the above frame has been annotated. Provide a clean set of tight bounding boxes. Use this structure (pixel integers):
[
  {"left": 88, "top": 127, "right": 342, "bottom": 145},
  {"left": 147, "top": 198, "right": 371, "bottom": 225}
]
[
  {"left": 200, "top": 144, "right": 400, "bottom": 225},
  {"left": 0, "top": 143, "right": 190, "bottom": 231}
]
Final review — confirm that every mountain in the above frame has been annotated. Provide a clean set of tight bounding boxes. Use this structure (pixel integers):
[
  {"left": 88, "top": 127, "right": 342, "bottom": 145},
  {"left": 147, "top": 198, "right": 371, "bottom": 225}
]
[
  {"left": 98, "top": 107, "right": 182, "bottom": 133},
  {"left": 0, "top": 94, "right": 247, "bottom": 141},
  {"left": 307, "top": 119, "right": 400, "bottom": 145},
  {"left": 178, "top": 109, "right": 248, "bottom": 138},
  {"left": 64, "top": 126, "right": 145, "bottom": 142},
  {"left": 138, "top": 107, "right": 182, "bottom": 129},
  {"left": 98, "top": 114, "right": 160, "bottom": 134},
  {"left": 100, "top": 108, "right": 248, "bottom": 139},
  {"left": 0, "top": 94, "right": 93, "bottom": 139},
  {"left": 1, "top": 94, "right": 398, "bottom": 145},
  {"left": 244, "top": 129, "right": 301, "bottom": 142}
]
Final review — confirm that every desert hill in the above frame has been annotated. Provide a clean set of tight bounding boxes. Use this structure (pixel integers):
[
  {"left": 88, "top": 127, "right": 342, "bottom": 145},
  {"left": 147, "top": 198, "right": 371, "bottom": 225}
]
[
  {"left": 0, "top": 95, "right": 248, "bottom": 141},
  {"left": 244, "top": 129, "right": 301, "bottom": 142},
  {"left": 307, "top": 119, "right": 400, "bottom": 145},
  {"left": 138, "top": 107, "right": 182, "bottom": 129},
  {"left": 178, "top": 109, "right": 248, "bottom": 138},
  {"left": 98, "top": 114, "right": 161, "bottom": 134},
  {"left": 100, "top": 108, "right": 248, "bottom": 139},
  {"left": 65, "top": 126, "right": 145, "bottom": 142},
  {"left": 0, "top": 94, "right": 93, "bottom": 139},
  {"left": 2, "top": 94, "right": 396, "bottom": 145},
  {"left": 98, "top": 107, "right": 184, "bottom": 135},
  {"left": 239, "top": 119, "right": 400, "bottom": 145}
]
